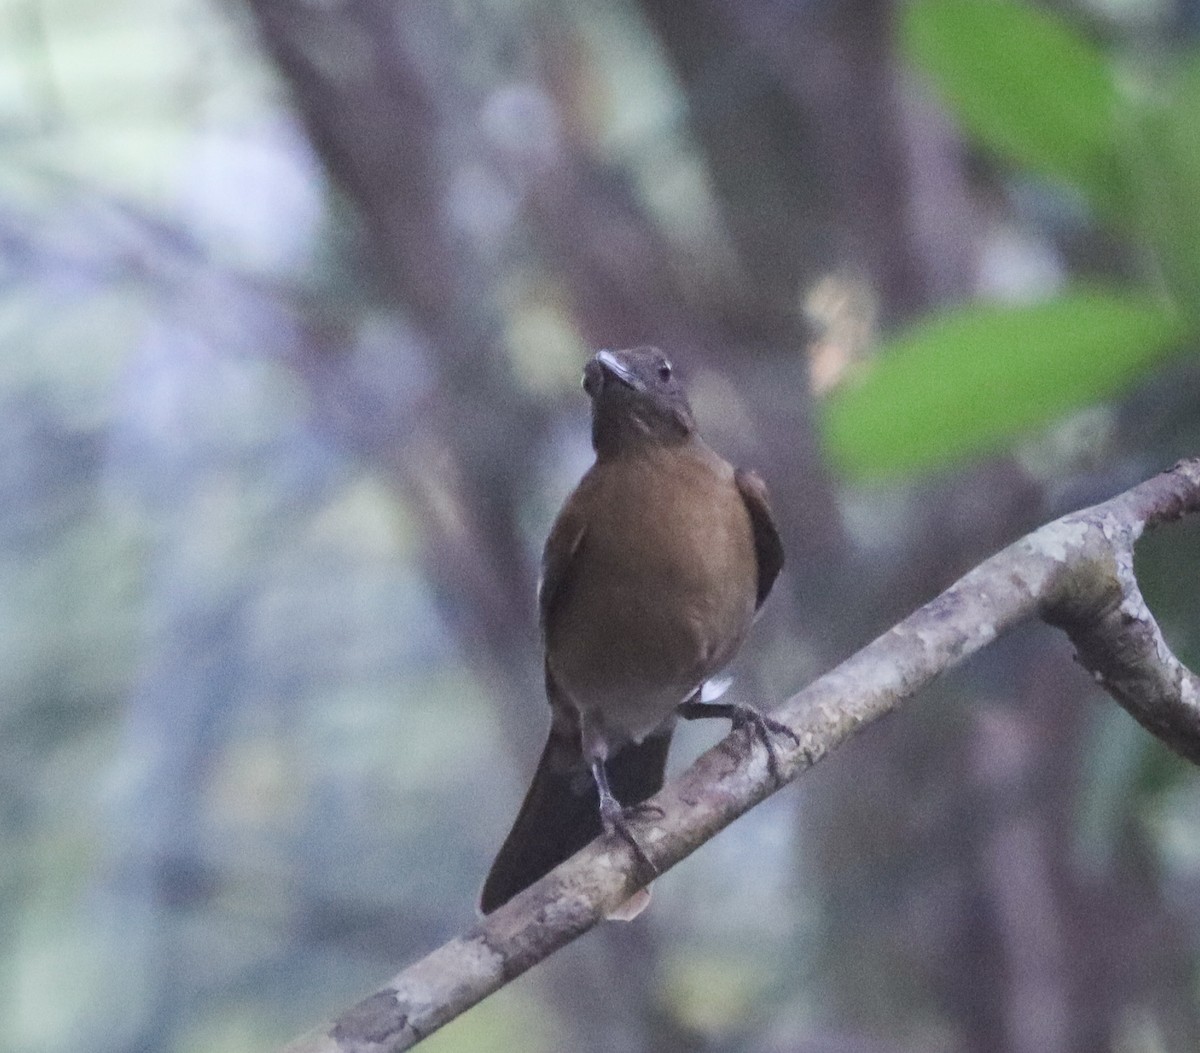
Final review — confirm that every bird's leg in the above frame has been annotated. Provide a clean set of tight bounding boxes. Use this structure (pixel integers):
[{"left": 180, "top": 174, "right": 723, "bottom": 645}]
[
  {"left": 677, "top": 692, "right": 799, "bottom": 784},
  {"left": 590, "top": 758, "right": 659, "bottom": 878}
]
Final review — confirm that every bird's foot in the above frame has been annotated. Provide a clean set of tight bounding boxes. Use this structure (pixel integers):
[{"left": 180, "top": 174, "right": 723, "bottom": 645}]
[
  {"left": 678, "top": 698, "right": 799, "bottom": 785},
  {"left": 732, "top": 706, "right": 800, "bottom": 784},
  {"left": 622, "top": 800, "right": 665, "bottom": 822},
  {"left": 598, "top": 792, "right": 659, "bottom": 879}
]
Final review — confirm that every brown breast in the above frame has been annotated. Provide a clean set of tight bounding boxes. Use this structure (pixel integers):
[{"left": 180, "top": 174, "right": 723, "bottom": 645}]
[{"left": 545, "top": 439, "right": 758, "bottom": 743}]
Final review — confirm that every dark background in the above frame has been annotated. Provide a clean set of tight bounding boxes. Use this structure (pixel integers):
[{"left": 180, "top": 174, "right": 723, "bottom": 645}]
[{"left": 3, "top": 0, "right": 1200, "bottom": 1051}]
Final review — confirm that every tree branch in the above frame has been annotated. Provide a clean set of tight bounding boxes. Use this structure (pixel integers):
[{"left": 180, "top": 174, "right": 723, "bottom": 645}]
[{"left": 281, "top": 457, "right": 1200, "bottom": 1053}]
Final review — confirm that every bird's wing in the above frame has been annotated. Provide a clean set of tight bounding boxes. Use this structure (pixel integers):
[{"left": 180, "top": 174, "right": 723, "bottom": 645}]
[
  {"left": 735, "top": 467, "right": 785, "bottom": 609},
  {"left": 538, "top": 496, "right": 588, "bottom": 634}
]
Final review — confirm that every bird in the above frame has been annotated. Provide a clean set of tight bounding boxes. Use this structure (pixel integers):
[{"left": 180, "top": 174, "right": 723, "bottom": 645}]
[{"left": 479, "top": 346, "right": 789, "bottom": 917}]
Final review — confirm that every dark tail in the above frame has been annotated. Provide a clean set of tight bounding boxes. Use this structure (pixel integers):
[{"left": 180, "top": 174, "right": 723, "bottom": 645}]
[{"left": 479, "top": 724, "right": 671, "bottom": 914}]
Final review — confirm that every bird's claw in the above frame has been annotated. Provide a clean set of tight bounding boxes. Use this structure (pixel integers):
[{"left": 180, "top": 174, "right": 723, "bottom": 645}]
[
  {"left": 677, "top": 697, "right": 798, "bottom": 785},
  {"left": 623, "top": 800, "right": 665, "bottom": 821},
  {"left": 599, "top": 797, "right": 659, "bottom": 879},
  {"left": 730, "top": 706, "right": 798, "bottom": 785}
]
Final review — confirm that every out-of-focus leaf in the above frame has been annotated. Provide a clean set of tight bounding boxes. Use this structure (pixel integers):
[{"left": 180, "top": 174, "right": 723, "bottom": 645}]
[
  {"left": 1127, "top": 55, "right": 1200, "bottom": 324},
  {"left": 903, "top": 0, "right": 1127, "bottom": 216},
  {"left": 821, "top": 291, "right": 1185, "bottom": 481}
]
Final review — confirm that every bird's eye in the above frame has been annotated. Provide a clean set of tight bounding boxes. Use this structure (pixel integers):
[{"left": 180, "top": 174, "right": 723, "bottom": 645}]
[{"left": 657, "top": 360, "right": 672, "bottom": 382}]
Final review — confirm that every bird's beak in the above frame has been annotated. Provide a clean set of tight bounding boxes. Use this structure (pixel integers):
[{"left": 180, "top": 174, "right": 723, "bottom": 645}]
[{"left": 594, "top": 350, "right": 642, "bottom": 391}]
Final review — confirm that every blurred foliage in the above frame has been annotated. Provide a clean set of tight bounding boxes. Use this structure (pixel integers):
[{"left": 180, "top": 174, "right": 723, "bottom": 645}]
[
  {"left": 823, "top": 0, "right": 1200, "bottom": 481},
  {"left": 1130, "top": 54, "right": 1200, "bottom": 325},
  {"left": 823, "top": 289, "right": 1185, "bottom": 479},
  {"left": 903, "top": 0, "right": 1127, "bottom": 216}
]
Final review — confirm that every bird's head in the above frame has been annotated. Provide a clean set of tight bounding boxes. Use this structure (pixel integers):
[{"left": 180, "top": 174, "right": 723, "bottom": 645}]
[{"left": 582, "top": 347, "right": 695, "bottom": 456}]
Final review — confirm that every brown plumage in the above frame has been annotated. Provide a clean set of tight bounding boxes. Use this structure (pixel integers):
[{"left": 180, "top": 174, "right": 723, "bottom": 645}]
[{"left": 480, "top": 347, "right": 786, "bottom": 916}]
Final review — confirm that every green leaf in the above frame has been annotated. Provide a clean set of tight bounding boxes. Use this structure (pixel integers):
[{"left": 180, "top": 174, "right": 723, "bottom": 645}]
[
  {"left": 903, "top": 0, "right": 1127, "bottom": 215},
  {"left": 1126, "top": 55, "right": 1200, "bottom": 323},
  {"left": 821, "top": 291, "right": 1185, "bottom": 481}
]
